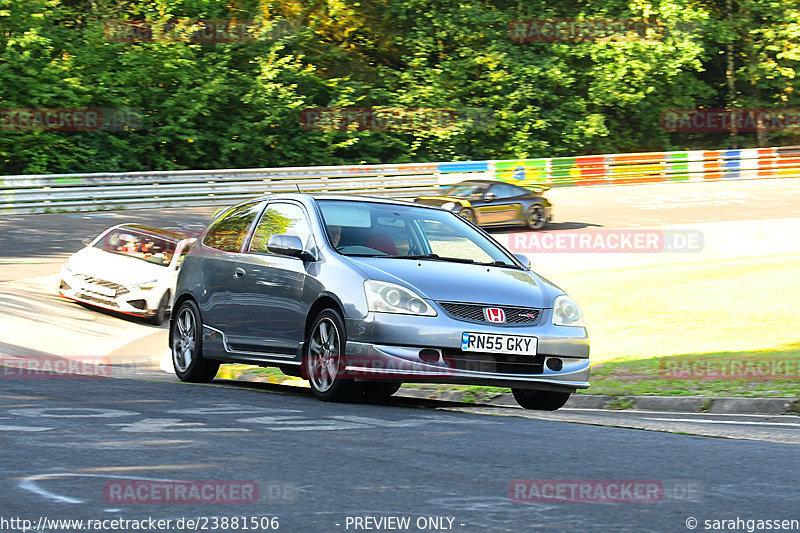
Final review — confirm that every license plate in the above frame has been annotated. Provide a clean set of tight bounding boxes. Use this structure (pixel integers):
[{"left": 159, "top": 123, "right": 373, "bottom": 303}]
[
  {"left": 461, "top": 332, "right": 537, "bottom": 355},
  {"left": 82, "top": 283, "right": 116, "bottom": 297}
]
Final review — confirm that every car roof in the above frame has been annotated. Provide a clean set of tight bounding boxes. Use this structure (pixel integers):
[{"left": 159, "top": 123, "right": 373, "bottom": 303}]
[
  {"left": 232, "top": 193, "right": 437, "bottom": 209},
  {"left": 114, "top": 224, "right": 188, "bottom": 242},
  {"left": 446, "top": 180, "right": 495, "bottom": 185},
  {"left": 446, "top": 179, "right": 530, "bottom": 187}
]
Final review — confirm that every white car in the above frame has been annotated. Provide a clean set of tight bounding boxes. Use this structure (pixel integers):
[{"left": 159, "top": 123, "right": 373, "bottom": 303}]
[{"left": 58, "top": 224, "right": 195, "bottom": 324}]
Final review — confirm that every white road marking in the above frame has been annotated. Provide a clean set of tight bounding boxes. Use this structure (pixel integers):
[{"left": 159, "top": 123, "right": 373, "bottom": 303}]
[
  {"left": 8, "top": 407, "right": 137, "bottom": 418},
  {"left": 331, "top": 415, "right": 477, "bottom": 428},
  {"left": 168, "top": 404, "right": 301, "bottom": 415},
  {"left": 236, "top": 416, "right": 369, "bottom": 431},
  {"left": 642, "top": 417, "right": 800, "bottom": 428},
  {"left": 0, "top": 425, "right": 52, "bottom": 432},
  {"left": 19, "top": 472, "right": 174, "bottom": 504},
  {"left": 237, "top": 413, "right": 493, "bottom": 431},
  {"left": 110, "top": 417, "right": 250, "bottom": 433}
]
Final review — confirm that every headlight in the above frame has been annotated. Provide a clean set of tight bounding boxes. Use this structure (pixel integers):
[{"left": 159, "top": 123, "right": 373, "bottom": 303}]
[
  {"left": 553, "top": 295, "right": 585, "bottom": 326},
  {"left": 365, "top": 280, "right": 437, "bottom": 316},
  {"left": 133, "top": 280, "right": 158, "bottom": 290},
  {"left": 441, "top": 201, "right": 456, "bottom": 210}
]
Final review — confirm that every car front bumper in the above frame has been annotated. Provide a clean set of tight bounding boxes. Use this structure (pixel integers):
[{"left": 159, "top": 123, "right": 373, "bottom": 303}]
[
  {"left": 58, "top": 267, "right": 161, "bottom": 317},
  {"left": 344, "top": 309, "right": 590, "bottom": 392}
]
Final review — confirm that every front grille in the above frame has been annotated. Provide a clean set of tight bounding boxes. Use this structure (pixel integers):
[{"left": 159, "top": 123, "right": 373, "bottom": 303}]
[
  {"left": 437, "top": 301, "right": 541, "bottom": 325},
  {"left": 78, "top": 294, "right": 119, "bottom": 308},
  {"left": 441, "top": 350, "right": 544, "bottom": 375},
  {"left": 74, "top": 275, "right": 129, "bottom": 298}
]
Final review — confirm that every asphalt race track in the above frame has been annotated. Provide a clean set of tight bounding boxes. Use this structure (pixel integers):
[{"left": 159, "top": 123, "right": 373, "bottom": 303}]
[
  {"left": 1, "top": 177, "right": 799, "bottom": 532},
  {"left": 1, "top": 377, "right": 799, "bottom": 532}
]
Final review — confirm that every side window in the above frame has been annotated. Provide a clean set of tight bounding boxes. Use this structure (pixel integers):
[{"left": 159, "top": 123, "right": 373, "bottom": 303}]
[
  {"left": 202, "top": 202, "right": 261, "bottom": 252},
  {"left": 249, "top": 203, "right": 312, "bottom": 254},
  {"left": 490, "top": 183, "right": 521, "bottom": 199}
]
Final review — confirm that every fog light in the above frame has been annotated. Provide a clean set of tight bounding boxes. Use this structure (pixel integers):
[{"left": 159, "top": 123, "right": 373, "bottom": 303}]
[
  {"left": 127, "top": 299, "right": 147, "bottom": 310},
  {"left": 546, "top": 358, "right": 563, "bottom": 371},
  {"left": 419, "top": 349, "right": 440, "bottom": 364}
]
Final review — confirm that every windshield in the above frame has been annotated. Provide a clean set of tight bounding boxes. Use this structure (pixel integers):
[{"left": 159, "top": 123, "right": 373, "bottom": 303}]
[
  {"left": 94, "top": 228, "right": 178, "bottom": 267},
  {"left": 317, "top": 200, "right": 518, "bottom": 267},
  {"left": 441, "top": 183, "right": 487, "bottom": 198}
]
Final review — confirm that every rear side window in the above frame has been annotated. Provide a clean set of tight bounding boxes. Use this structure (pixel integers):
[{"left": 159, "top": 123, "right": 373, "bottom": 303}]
[
  {"left": 491, "top": 183, "right": 522, "bottom": 198},
  {"left": 202, "top": 202, "right": 261, "bottom": 252},
  {"left": 249, "top": 202, "right": 312, "bottom": 254}
]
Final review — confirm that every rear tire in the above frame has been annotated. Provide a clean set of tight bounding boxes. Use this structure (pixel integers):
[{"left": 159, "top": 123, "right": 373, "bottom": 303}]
[
  {"left": 526, "top": 204, "right": 547, "bottom": 230},
  {"left": 512, "top": 389, "right": 571, "bottom": 411},
  {"left": 171, "top": 300, "right": 219, "bottom": 383},
  {"left": 305, "top": 309, "right": 357, "bottom": 402}
]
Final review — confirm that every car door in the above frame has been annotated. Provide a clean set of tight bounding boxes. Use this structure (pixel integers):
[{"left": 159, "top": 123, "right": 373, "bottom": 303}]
[
  {"left": 225, "top": 201, "right": 315, "bottom": 357},
  {"left": 476, "top": 183, "right": 525, "bottom": 225},
  {"left": 194, "top": 201, "right": 263, "bottom": 338}
]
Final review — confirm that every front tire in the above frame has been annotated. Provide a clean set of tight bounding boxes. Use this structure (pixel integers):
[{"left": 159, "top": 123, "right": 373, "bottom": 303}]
[
  {"left": 512, "top": 389, "right": 571, "bottom": 410},
  {"left": 458, "top": 208, "right": 477, "bottom": 224},
  {"left": 305, "top": 309, "right": 357, "bottom": 402},
  {"left": 526, "top": 204, "right": 547, "bottom": 230},
  {"left": 171, "top": 300, "right": 219, "bottom": 382},
  {"left": 149, "top": 290, "right": 170, "bottom": 325}
]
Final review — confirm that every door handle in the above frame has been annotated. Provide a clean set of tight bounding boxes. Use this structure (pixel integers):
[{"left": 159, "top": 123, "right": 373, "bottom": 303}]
[{"left": 233, "top": 267, "right": 246, "bottom": 279}]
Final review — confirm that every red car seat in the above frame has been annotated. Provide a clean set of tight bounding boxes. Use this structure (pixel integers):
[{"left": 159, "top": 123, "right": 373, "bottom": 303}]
[{"left": 365, "top": 233, "right": 398, "bottom": 255}]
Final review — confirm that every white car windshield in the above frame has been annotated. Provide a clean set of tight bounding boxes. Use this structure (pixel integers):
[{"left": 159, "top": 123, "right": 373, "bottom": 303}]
[
  {"left": 94, "top": 228, "right": 178, "bottom": 267},
  {"left": 318, "top": 200, "right": 518, "bottom": 267}
]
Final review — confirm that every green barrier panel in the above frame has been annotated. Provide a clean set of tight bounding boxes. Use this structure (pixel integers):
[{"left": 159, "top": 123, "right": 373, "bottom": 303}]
[{"left": 667, "top": 152, "right": 689, "bottom": 181}]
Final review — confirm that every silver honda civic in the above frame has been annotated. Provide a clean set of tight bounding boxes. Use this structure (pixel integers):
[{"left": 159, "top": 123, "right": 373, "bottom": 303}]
[{"left": 170, "top": 194, "right": 589, "bottom": 410}]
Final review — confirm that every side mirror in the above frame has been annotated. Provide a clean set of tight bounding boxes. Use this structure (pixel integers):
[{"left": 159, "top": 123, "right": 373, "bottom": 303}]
[
  {"left": 513, "top": 253, "right": 532, "bottom": 270},
  {"left": 483, "top": 192, "right": 497, "bottom": 202},
  {"left": 267, "top": 234, "right": 315, "bottom": 261}
]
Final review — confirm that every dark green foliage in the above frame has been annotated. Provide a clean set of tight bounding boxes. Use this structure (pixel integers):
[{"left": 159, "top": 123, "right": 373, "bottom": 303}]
[{"left": 1, "top": 0, "right": 798, "bottom": 174}]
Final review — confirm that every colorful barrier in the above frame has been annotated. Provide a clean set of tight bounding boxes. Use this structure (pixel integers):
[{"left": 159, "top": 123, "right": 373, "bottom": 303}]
[
  {"left": 485, "top": 146, "right": 800, "bottom": 188},
  {"left": 3, "top": 146, "right": 799, "bottom": 214}
]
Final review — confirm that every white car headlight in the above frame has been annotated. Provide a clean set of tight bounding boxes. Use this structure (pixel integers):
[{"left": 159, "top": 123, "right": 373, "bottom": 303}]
[
  {"left": 441, "top": 201, "right": 456, "bottom": 210},
  {"left": 133, "top": 280, "right": 158, "bottom": 290},
  {"left": 365, "top": 280, "right": 437, "bottom": 316},
  {"left": 553, "top": 295, "right": 585, "bottom": 327}
]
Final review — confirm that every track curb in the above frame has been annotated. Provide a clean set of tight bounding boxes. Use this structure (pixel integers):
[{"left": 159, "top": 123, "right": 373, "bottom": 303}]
[{"left": 234, "top": 372, "right": 800, "bottom": 415}]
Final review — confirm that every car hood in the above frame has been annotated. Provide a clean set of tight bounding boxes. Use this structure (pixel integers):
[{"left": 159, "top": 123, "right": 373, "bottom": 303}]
[
  {"left": 344, "top": 256, "right": 558, "bottom": 308},
  {"left": 66, "top": 247, "right": 169, "bottom": 286}
]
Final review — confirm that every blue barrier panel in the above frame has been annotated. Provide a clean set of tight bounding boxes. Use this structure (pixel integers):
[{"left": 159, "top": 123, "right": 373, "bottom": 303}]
[
  {"left": 437, "top": 161, "right": 490, "bottom": 173},
  {"left": 723, "top": 149, "right": 741, "bottom": 179}
]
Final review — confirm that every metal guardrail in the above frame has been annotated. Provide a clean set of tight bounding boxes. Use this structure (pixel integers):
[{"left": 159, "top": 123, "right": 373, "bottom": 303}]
[{"left": 2, "top": 146, "right": 800, "bottom": 214}]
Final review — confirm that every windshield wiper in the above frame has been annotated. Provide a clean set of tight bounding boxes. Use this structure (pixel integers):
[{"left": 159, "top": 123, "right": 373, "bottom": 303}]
[
  {"left": 351, "top": 253, "right": 475, "bottom": 264},
  {"left": 475, "top": 260, "right": 521, "bottom": 269}
]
